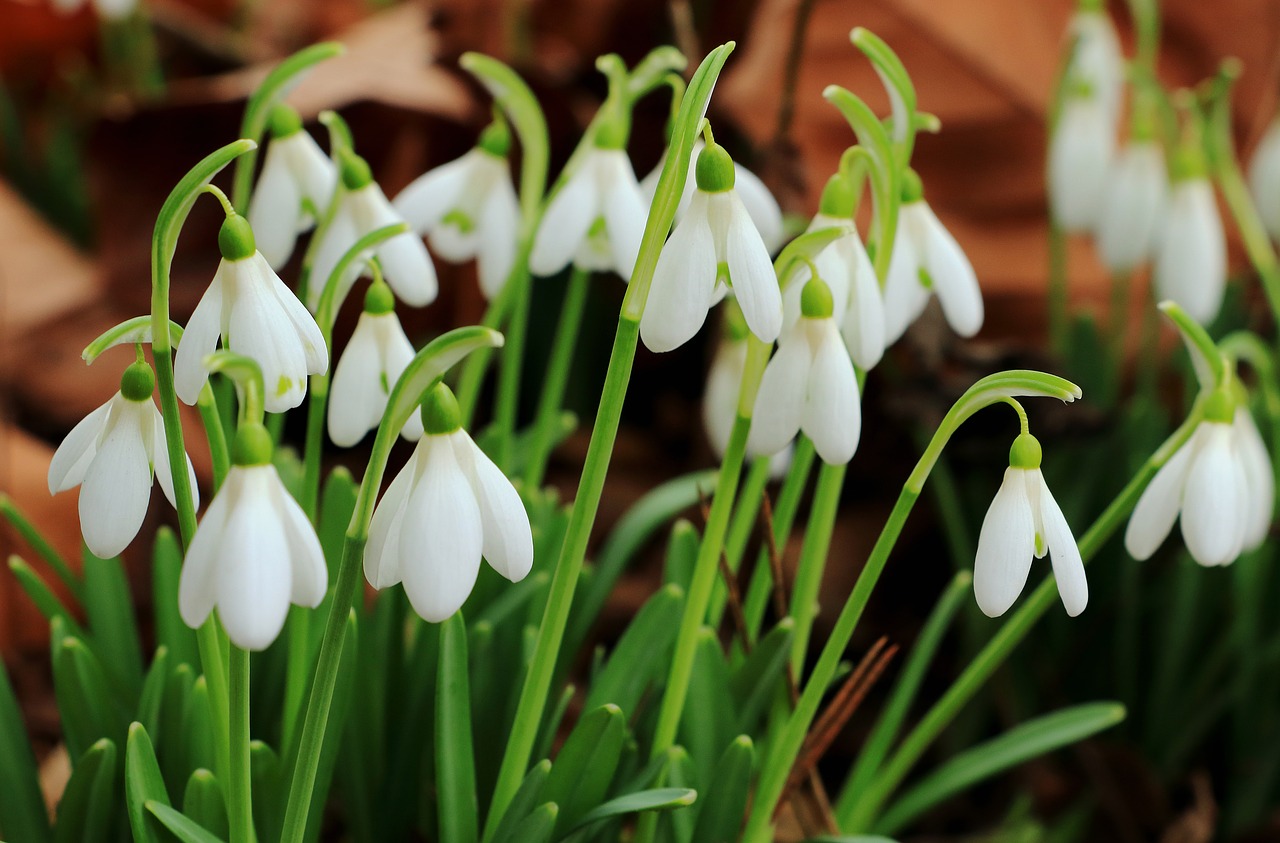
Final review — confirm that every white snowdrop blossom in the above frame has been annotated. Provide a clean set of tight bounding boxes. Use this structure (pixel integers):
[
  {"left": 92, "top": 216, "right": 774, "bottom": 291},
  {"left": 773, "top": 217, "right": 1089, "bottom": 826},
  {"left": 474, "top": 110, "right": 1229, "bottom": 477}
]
[
  {"left": 1095, "top": 140, "right": 1167, "bottom": 273},
  {"left": 1065, "top": 7, "right": 1125, "bottom": 128},
  {"left": 1153, "top": 175, "right": 1226, "bottom": 326},
  {"left": 1247, "top": 118, "right": 1280, "bottom": 243},
  {"left": 174, "top": 214, "right": 327, "bottom": 414},
  {"left": 393, "top": 126, "right": 520, "bottom": 299},
  {"left": 48, "top": 362, "right": 197, "bottom": 559},
  {"left": 365, "top": 384, "right": 533, "bottom": 623},
  {"left": 1048, "top": 96, "right": 1115, "bottom": 233},
  {"left": 179, "top": 426, "right": 326, "bottom": 650},
  {"left": 1125, "top": 394, "right": 1258, "bottom": 567},
  {"left": 974, "top": 433, "right": 1086, "bottom": 618},
  {"left": 310, "top": 151, "right": 437, "bottom": 311},
  {"left": 883, "top": 176, "right": 984, "bottom": 345},
  {"left": 52, "top": 0, "right": 135, "bottom": 22},
  {"left": 749, "top": 277, "right": 860, "bottom": 466},
  {"left": 1235, "top": 404, "right": 1275, "bottom": 551},
  {"left": 640, "top": 139, "right": 785, "bottom": 253},
  {"left": 328, "top": 283, "right": 423, "bottom": 447},
  {"left": 529, "top": 144, "right": 646, "bottom": 279},
  {"left": 247, "top": 104, "right": 337, "bottom": 269},
  {"left": 703, "top": 329, "right": 790, "bottom": 478},
  {"left": 641, "top": 141, "right": 783, "bottom": 352}
]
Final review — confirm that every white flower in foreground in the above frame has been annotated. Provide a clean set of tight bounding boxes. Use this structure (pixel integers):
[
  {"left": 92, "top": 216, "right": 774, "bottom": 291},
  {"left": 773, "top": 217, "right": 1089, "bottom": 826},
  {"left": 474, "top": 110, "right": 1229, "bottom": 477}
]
[
  {"left": 883, "top": 174, "right": 984, "bottom": 345},
  {"left": 179, "top": 425, "right": 326, "bottom": 650},
  {"left": 640, "top": 139, "right": 785, "bottom": 253},
  {"left": 52, "top": 0, "right": 135, "bottom": 22},
  {"left": 529, "top": 142, "right": 647, "bottom": 279},
  {"left": 1235, "top": 404, "right": 1275, "bottom": 551},
  {"left": 365, "top": 383, "right": 533, "bottom": 622},
  {"left": 328, "top": 283, "right": 423, "bottom": 447},
  {"left": 749, "top": 277, "right": 860, "bottom": 465},
  {"left": 48, "top": 362, "right": 197, "bottom": 559},
  {"left": 393, "top": 124, "right": 520, "bottom": 299},
  {"left": 247, "top": 104, "right": 337, "bottom": 269},
  {"left": 703, "top": 327, "right": 791, "bottom": 478},
  {"left": 174, "top": 213, "right": 327, "bottom": 414},
  {"left": 310, "top": 151, "right": 437, "bottom": 311},
  {"left": 1247, "top": 118, "right": 1280, "bottom": 242},
  {"left": 1153, "top": 174, "right": 1226, "bottom": 326},
  {"left": 975, "top": 433, "right": 1086, "bottom": 618},
  {"left": 1125, "top": 393, "right": 1255, "bottom": 567},
  {"left": 641, "top": 140, "right": 782, "bottom": 352},
  {"left": 1096, "top": 140, "right": 1167, "bottom": 273},
  {"left": 1048, "top": 96, "right": 1114, "bottom": 233},
  {"left": 1066, "top": 7, "right": 1124, "bottom": 128}
]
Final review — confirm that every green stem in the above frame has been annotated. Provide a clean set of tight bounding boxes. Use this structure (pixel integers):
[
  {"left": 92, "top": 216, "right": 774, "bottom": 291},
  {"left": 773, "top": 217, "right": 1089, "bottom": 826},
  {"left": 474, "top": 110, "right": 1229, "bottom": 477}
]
[
  {"left": 743, "top": 437, "right": 816, "bottom": 639},
  {"left": 494, "top": 263, "right": 533, "bottom": 472},
  {"left": 524, "top": 266, "right": 591, "bottom": 489},
  {"left": 196, "top": 385, "right": 230, "bottom": 490},
  {"left": 788, "top": 462, "right": 846, "bottom": 671},
  {"left": 707, "top": 455, "right": 772, "bottom": 629},
  {"left": 1108, "top": 269, "right": 1132, "bottom": 403},
  {"left": 0, "top": 496, "right": 82, "bottom": 602},
  {"left": 455, "top": 285, "right": 516, "bottom": 426},
  {"left": 228, "top": 646, "right": 254, "bottom": 843},
  {"left": 301, "top": 378, "right": 329, "bottom": 522}
]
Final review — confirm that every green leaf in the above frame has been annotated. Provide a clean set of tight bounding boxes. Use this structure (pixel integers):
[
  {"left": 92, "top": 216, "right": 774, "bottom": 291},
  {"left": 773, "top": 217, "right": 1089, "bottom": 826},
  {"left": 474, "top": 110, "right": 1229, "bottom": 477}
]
[
  {"left": 52, "top": 626, "right": 126, "bottom": 761},
  {"left": 146, "top": 802, "right": 227, "bottom": 843},
  {"left": 876, "top": 703, "right": 1126, "bottom": 835},
  {"left": 541, "top": 704, "right": 627, "bottom": 837},
  {"left": 0, "top": 496, "right": 81, "bottom": 601},
  {"left": 54, "top": 738, "right": 119, "bottom": 843},
  {"left": 158, "top": 665, "right": 195, "bottom": 797},
  {"left": 501, "top": 803, "right": 557, "bottom": 843},
  {"left": 690, "top": 737, "right": 752, "bottom": 843},
  {"left": 151, "top": 529, "right": 198, "bottom": 669},
  {"left": 181, "top": 770, "right": 228, "bottom": 842},
  {"left": 249, "top": 741, "right": 283, "bottom": 843},
  {"left": 10, "top": 555, "right": 83, "bottom": 639},
  {"left": 679, "top": 630, "right": 734, "bottom": 789},
  {"left": 566, "top": 788, "right": 697, "bottom": 838},
  {"left": 662, "top": 520, "right": 699, "bottom": 592},
  {"left": 318, "top": 468, "right": 358, "bottom": 581},
  {"left": 125, "top": 723, "right": 171, "bottom": 843},
  {"left": 583, "top": 584, "right": 684, "bottom": 715},
  {"left": 490, "top": 759, "right": 551, "bottom": 843},
  {"left": 730, "top": 618, "right": 794, "bottom": 734},
  {"left": 654, "top": 747, "right": 696, "bottom": 843},
  {"left": 437, "top": 613, "right": 480, "bottom": 843},
  {"left": 136, "top": 647, "right": 170, "bottom": 738},
  {"left": 0, "top": 658, "right": 51, "bottom": 843},
  {"left": 182, "top": 678, "right": 217, "bottom": 775},
  {"left": 806, "top": 837, "right": 899, "bottom": 842},
  {"left": 83, "top": 551, "right": 144, "bottom": 700}
]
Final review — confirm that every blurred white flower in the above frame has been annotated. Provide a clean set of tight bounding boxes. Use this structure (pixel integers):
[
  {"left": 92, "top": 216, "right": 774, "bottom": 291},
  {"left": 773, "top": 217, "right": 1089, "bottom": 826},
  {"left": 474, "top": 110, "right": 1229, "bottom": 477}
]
[
  {"left": 1049, "top": 97, "right": 1115, "bottom": 233},
  {"left": 1095, "top": 140, "right": 1167, "bottom": 273},
  {"left": 703, "top": 333, "right": 791, "bottom": 478},
  {"left": 247, "top": 105, "right": 337, "bottom": 270},
  {"left": 1247, "top": 118, "right": 1280, "bottom": 243},
  {"left": 1153, "top": 177, "right": 1226, "bottom": 326},
  {"left": 1235, "top": 404, "right": 1275, "bottom": 551},
  {"left": 52, "top": 0, "right": 135, "bottom": 22},
  {"left": 1066, "top": 8, "right": 1124, "bottom": 128}
]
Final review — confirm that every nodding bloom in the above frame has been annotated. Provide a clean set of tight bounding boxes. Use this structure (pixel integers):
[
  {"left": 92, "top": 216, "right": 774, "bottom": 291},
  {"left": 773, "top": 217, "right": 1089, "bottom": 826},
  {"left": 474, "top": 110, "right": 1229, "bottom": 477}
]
[
  {"left": 882, "top": 171, "right": 984, "bottom": 345},
  {"left": 975, "top": 433, "right": 1086, "bottom": 618},
  {"left": 749, "top": 276, "right": 860, "bottom": 466},
  {"left": 529, "top": 123, "right": 647, "bottom": 280},
  {"left": 1153, "top": 151, "right": 1226, "bottom": 326},
  {"left": 1125, "top": 391, "right": 1271, "bottom": 567},
  {"left": 1095, "top": 139, "right": 1167, "bottom": 273},
  {"left": 179, "top": 424, "right": 327, "bottom": 650},
  {"left": 328, "top": 282, "right": 423, "bottom": 447},
  {"left": 1048, "top": 94, "right": 1115, "bottom": 233},
  {"left": 365, "top": 383, "right": 533, "bottom": 623},
  {"left": 51, "top": 0, "right": 135, "bottom": 21},
  {"left": 640, "top": 140, "right": 783, "bottom": 352},
  {"left": 641, "top": 139, "right": 786, "bottom": 253},
  {"left": 393, "top": 122, "right": 520, "bottom": 300},
  {"left": 174, "top": 213, "right": 327, "bottom": 414},
  {"left": 247, "top": 104, "right": 337, "bottom": 270},
  {"left": 1247, "top": 118, "right": 1280, "bottom": 243},
  {"left": 310, "top": 150, "right": 437, "bottom": 311},
  {"left": 48, "top": 361, "right": 197, "bottom": 559},
  {"left": 1065, "top": 4, "right": 1124, "bottom": 128},
  {"left": 702, "top": 317, "right": 791, "bottom": 479}
]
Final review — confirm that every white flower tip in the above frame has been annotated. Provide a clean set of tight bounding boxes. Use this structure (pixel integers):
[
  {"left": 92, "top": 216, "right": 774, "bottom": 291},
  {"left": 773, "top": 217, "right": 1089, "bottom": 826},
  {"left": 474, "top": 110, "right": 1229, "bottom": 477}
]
[{"left": 973, "top": 584, "right": 1014, "bottom": 619}]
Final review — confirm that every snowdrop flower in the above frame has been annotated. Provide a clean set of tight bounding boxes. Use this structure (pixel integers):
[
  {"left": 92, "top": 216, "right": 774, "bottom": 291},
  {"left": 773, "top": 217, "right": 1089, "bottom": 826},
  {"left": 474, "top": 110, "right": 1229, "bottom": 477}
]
[
  {"left": 52, "top": 0, "right": 135, "bottom": 22},
  {"left": 529, "top": 124, "right": 647, "bottom": 280},
  {"left": 310, "top": 150, "right": 436, "bottom": 311},
  {"left": 1153, "top": 156, "right": 1226, "bottom": 325},
  {"left": 703, "top": 319, "right": 790, "bottom": 478},
  {"left": 641, "top": 139, "right": 783, "bottom": 352},
  {"left": 1048, "top": 94, "right": 1115, "bottom": 233},
  {"left": 1095, "top": 139, "right": 1167, "bottom": 273},
  {"left": 365, "top": 383, "right": 533, "bottom": 622},
  {"left": 1247, "top": 118, "right": 1280, "bottom": 243},
  {"left": 1125, "top": 391, "right": 1252, "bottom": 567},
  {"left": 1065, "top": 4, "right": 1124, "bottom": 129},
  {"left": 328, "top": 282, "right": 423, "bottom": 447},
  {"left": 1234, "top": 402, "right": 1275, "bottom": 551},
  {"left": 393, "top": 122, "right": 520, "bottom": 299},
  {"left": 640, "top": 139, "right": 785, "bottom": 253},
  {"left": 174, "top": 213, "right": 327, "bottom": 414},
  {"left": 749, "top": 276, "right": 860, "bottom": 465},
  {"left": 247, "top": 104, "right": 337, "bottom": 269},
  {"left": 975, "top": 432, "right": 1086, "bottom": 618},
  {"left": 48, "top": 361, "right": 197, "bottom": 559},
  {"left": 179, "top": 424, "right": 326, "bottom": 650},
  {"left": 883, "top": 171, "right": 984, "bottom": 345}
]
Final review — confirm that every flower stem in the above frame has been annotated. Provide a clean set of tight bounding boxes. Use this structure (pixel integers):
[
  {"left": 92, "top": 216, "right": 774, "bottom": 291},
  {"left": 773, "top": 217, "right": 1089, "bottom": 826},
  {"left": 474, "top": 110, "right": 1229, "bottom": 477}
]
[
  {"left": 196, "top": 385, "right": 230, "bottom": 489},
  {"left": 788, "top": 461, "right": 846, "bottom": 671},
  {"left": 228, "top": 645, "right": 254, "bottom": 843},
  {"left": 707, "top": 455, "right": 772, "bottom": 629},
  {"left": 525, "top": 266, "right": 591, "bottom": 489},
  {"left": 494, "top": 263, "right": 533, "bottom": 472},
  {"left": 742, "top": 437, "right": 816, "bottom": 639}
]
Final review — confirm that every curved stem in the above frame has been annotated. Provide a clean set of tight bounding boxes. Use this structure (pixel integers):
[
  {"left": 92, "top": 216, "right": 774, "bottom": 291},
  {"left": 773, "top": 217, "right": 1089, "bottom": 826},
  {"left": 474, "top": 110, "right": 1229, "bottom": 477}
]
[{"left": 525, "top": 266, "right": 591, "bottom": 489}]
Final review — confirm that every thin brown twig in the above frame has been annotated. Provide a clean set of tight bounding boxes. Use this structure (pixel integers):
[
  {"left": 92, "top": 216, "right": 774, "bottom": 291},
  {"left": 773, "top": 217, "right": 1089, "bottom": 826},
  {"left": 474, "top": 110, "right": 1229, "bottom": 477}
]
[
  {"left": 697, "top": 491, "right": 753, "bottom": 652},
  {"left": 771, "top": 0, "right": 819, "bottom": 149}
]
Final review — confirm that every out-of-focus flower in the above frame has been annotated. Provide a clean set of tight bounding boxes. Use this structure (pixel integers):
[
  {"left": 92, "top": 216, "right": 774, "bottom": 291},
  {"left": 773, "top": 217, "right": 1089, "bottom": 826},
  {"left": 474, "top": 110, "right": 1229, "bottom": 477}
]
[
  {"left": 1096, "top": 140, "right": 1167, "bottom": 273},
  {"left": 1153, "top": 171, "right": 1226, "bottom": 326},
  {"left": 703, "top": 319, "right": 791, "bottom": 478},
  {"left": 1247, "top": 118, "right": 1280, "bottom": 243}
]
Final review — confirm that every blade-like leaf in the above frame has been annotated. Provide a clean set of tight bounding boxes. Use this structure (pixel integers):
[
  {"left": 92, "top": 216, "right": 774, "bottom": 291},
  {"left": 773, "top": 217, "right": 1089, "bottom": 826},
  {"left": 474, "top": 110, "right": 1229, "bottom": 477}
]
[
  {"left": 566, "top": 788, "right": 697, "bottom": 837},
  {"left": 662, "top": 520, "right": 699, "bottom": 592},
  {"left": 54, "top": 739, "right": 119, "bottom": 843},
  {"left": 146, "top": 801, "right": 227, "bottom": 843},
  {"left": 152, "top": 528, "right": 198, "bottom": 669},
  {"left": 489, "top": 760, "right": 552, "bottom": 843},
  {"left": 125, "top": 723, "right": 171, "bottom": 843},
  {"left": 437, "top": 612, "right": 479, "bottom": 843},
  {"left": 583, "top": 584, "right": 684, "bottom": 715},
  {"left": 541, "top": 704, "right": 627, "bottom": 837},
  {"left": 83, "top": 552, "right": 144, "bottom": 701},
  {"left": 730, "top": 619, "right": 794, "bottom": 734},
  {"left": 182, "top": 770, "right": 229, "bottom": 841},
  {"left": 0, "top": 658, "right": 51, "bottom": 843},
  {"left": 690, "top": 738, "right": 752, "bottom": 843}
]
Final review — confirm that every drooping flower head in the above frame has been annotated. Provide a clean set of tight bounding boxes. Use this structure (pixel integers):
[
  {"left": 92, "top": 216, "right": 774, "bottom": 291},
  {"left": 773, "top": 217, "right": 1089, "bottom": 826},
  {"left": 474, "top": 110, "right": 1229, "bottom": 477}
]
[
  {"left": 974, "top": 432, "right": 1086, "bottom": 618},
  {"left": 247, "top": 104, "right": 338, "bottom": 270},
  {"left": 48, "top": 360, "right": 198, "bottom": 559},
  {"left": 174, "top": 212, "right": 328, "bottom": 414},
  {"left": 328, "top": 281, "right": 423, "bottom": 447},
  {"left": 1153, "top": 145, "right": 1226, "bottom": 326},
  {"left": 393, "top": 119, "right": 521, "bottom": 300},
  {"left": 1095, "top": 136, "right": 1168, "bottom": 273},
  {"left": 641, "top": 137, "right": 783, "bottom": 353},
  {"left": 1248, "top": 117, "right": 1280, "bottom": 243},
  {"left": 365, "top": 383, "right": 533, "bottom": 622}
]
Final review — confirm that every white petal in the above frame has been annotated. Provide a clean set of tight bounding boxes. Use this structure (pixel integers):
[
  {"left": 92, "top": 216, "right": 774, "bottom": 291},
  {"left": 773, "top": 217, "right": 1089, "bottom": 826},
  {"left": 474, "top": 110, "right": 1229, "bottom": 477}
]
[
  {"left": 49, "top": 396, "right": 112, "bottom": 494},
  {"left": 399, "top": 437, "right": 483, "bottom": 622},
  {"left": 733, "top": 162, "right": 785, "bottom": 254},
  {"left": 974, "top": 468, "right": 1037, "bottom": 618},
  {"left": 1034, "top": 471, "right": 1087, "bottom": 616},
  {"left": 476, "top": 173, "right": 521, "bottom": 299},
  {"left": 248, "top": 143, "right": 305, "bottom": 269},
  {"left": 174, "top": 268, "right": 226, "bottom": 406},
  {"left": 748, "top": 330, "right": 811, "bottom": 457},
  {"left": 1235, "top": 407, "right": 1274, "bottom": 551},
  {"left": 802, "top": 322, "right": 860, "bottom": 465},
  {"left": 1154, "top": 179, "right": 1227, "bottom": 325},
  {"left": 1181, "top": 423, "right": 1247, "bottom": 566},
  {"left": 225, "top": 258, "right": 311, "bottom": 413},
  {"left": 213, "top": 467, "right": 294, "bottom": 650},
  {"left": 270, "top": 473, "right": 328, "bottom": 607},
  {"left": 1048, "top": 98, "right": 1114, "bottom": 232},
  {"left": 284, "top": 131, "right": 338, "bottom": 217},
  {"left": 259, "top": 252, "right": 328, "bottom": 376},
  {"left": 1248, "top": 120, "right": 1280, "bottom": 242},
  {"left": 307, "top": 202, "right": 361, "bottom": 312},
  {"left": 718, "top": 194, "right": 782, "bottom": 343},
  {"left": 79, "top": 399, "right": 152, "bottom": 559},
  {"left": 1096, "top": 142, "right": 1167, "bottom": 272},
  {"left": 356, "top": 186, "right": 437, "bottom": 307},
  {"left": 328, "top": 313, "right": 388, "bottom": 447},
  {"left": 180, "top": 468, "right": 242, "bottom": 630},
  {"left": 842, "top": 234, "right": 886, "bottom": 370},
  {"left": 1125, "top": 427, "right": 1198, "bottom": 560},
  {"left": 702, "top": 340, "right": 746, "bottom": 457},
  {"left": 392, "top": 151, "right": 476, "bottom": 233},
  {"left": 599, "top": 151, "right": 648, "bottom": 279},
  {"left": 883, "top": 207, "right": 930, "bottom": 345},
  {"left": 364, "top": 445, "right": 422, "bottom": 589},
  {"left": 530, "top": 166, "right": 599, "bottom": 276},
  {"left": 919, "top": 202, "right": 983, "bottom": 338},
  {"left": 150, "top": 403, "right": 198, "bottom": 512},
  {"left": 1069, "top": 11, "right": 1124, "bottom": 126},
  {"left": 640, "top": 197, "right": 718, "bottom": 353},
  {"left": 453, "top": 431, "right": 533, "bottom": 582}
]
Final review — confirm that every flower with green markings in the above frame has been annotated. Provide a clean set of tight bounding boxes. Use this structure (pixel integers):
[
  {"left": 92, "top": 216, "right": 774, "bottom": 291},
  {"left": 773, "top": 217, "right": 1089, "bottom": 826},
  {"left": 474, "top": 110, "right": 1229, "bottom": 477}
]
[
  {"left": 247, "top": 103, "right": 337, "bottom": 269},
  {"left": 179, "top": 423, "right": 327, "bottom": 650},
  {"left": 1248, "top": 117, "right": 1280, "bottom": 243},
  {"left": 1095, "top": 139, "right": 1167, "bottom": 273},
  {"left": 975, "top": 432, "right": 1086, "bottom": 618},
  {"left": 749, "top": 275, "right": 860, "bottom": 465},
  {"left": 365, "top": 383, "right": 533, "bottom": 622},
  {"left": 703, "top": 315, "right": 791, "bottom": 478},
  {"left": 392, "top": 122, "right": 520, "bottom": 300},
  {"left": 311, "top": 149, "right": 437, "bottom": 310},
  {"left": 174, "top": 212, "right": 327, "bottom": 414},
  {"left": 641, "top": 137, "right": 783, "bottom": 353},
  {"left": 1153, "top": 151, "right": 1226, "bottom": 325},
  {"left": 328, "top": 282, "right": 424, "bottom": 447},
  {"left": 48, "top": 360, "right": 198, "bottom": 559}
]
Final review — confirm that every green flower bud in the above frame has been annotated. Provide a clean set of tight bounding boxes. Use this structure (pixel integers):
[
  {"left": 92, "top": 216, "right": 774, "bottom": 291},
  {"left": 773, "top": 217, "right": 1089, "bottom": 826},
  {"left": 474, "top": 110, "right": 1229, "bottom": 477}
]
[
  {"left": 232, "top": 423, "right": 274, "bottom": 467},
  {"left": 800, "top": 276, "right": 834, "bottom": 319},
  {"left": 339, "top": 149, "right": 374, "bottom": 191},
  {"left": 364, "top": 281, "right": 397, "bottom": 315},
  {"left": 420, "top": 382, "right": 463, "bottom": 435},
  {"left": 818, "top": 173, "right": 856, "bottom": 218},
  {"left": 900, "top": 168, "right": 924, "bottom": 203},
  {"left": 696, "top": 142, "right": 736, "bottom": 193},
  {"left": 269, "top": 103, "right": 304, "bottom": 139},
  {"left": 1008, "top": 432, "right": 1043, "bottom": 469},
  {"left": 219, "top": 213, "right": 257, "bottom": 261},
  {"left": 119, "top": 361, "right": 155, "bottom": 402}
]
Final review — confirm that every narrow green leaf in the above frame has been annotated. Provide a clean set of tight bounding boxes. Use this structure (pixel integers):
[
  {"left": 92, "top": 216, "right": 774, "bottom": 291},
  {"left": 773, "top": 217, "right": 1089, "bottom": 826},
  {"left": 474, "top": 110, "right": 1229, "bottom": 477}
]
[
  {"left": 249, "top": 741, "right": 283, "bottom": 843},
  {"left": 583, "top": 584, "right": 684, "bottom": 715},
  {"left": 54, "top": 738, "right": 119, "bottom": 843},
  {"left": 690, "top": 737, "right": 752, "bottom": 843},
  {"left": 10, "top": 555, "right": 84, "bottom": 639},
  {"left": 136, "top": 647, "right": 170, "bottom": 738},
  {"left": 655, "top": 747, "right": 696, "bottom": 843},
  {"left": 152, "top": 528, "right": 198, "bottom": 669},
  {"left": 125, "top": 723, "right": 171, "bottom": 843},
  {"left": 662, "top": 520, "right": 699, "bottom": 592},
  {"left": 83, "top": 552, "right": 144, "bottom": 700},
  {"left": 0, "top": 496, "right": 81, "bottom": 600},
  {"left": 679, "top": 629, "right": 733, "bottom": 788},
  {"left": 182, "top": 770, "right": 228, "bottom": 841},
  {"left": 806, "top": 837, "right": 899, "bottom": 842},
  {"left": 182, "top": 678, "right": 217, "bottom": 775},
  {"left": 730, "top": 619, "right": 794, "bottom": 734},
  {"left": 877, "top": 703, "right": 1126, "bottom": 835},
  {"left": 53, "top": 627, "right": 125, "bottom": 761},
  {"left": 540, "top": 704, "right": 627, "bottom": 836},
  {"left": 318, "top": 467, "right": 358, "bottom": 579},
  {"left": 499, "top": 802, "right": 557, "bottom": 843},
  {"left": 0, "top": 659, "right": 51, "bottom": 843},
  {"left": 567, "top": 788, "right": 697, "bottom": 837},
  {"left": 158, "top": 664, "right": 195, "bottom": 797},
  {"left": 437, "top": 613, "right": 480, "bottom": 843},
  {"left": 532, "top": 683, "right": 575, "bottom": 766},
  {"left": 146, "top": 801, "right": 227, "bottom": 843},
  {"left": 489, "top": 759, "right": 551, "bottom": 843}
]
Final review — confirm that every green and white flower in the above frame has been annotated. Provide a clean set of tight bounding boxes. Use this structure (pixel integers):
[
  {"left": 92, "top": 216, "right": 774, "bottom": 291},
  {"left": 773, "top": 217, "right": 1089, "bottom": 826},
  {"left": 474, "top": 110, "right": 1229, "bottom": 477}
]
[
  {"left": 1153, "top": 174, "right": 1225, "bottom": 326},
  {"left": 247, "top": 104, "right": 337, "bottom": 269},
  {"left": 1096, "top": 140, "right": 1167, "bottom": 272},
  {"left": 1248, "top": 117, "right": 1280, "bottom": 243}
]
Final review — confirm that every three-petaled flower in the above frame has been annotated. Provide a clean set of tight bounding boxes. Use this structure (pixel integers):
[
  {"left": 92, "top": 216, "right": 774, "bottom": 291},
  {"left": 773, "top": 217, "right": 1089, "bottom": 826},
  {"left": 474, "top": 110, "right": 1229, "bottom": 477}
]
[
  {"left": 247, "top": 104, "right": 337, "bottom": 270},
  {"left": 1154, "top": 160, "right": 1226, "bottom": 326}
]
